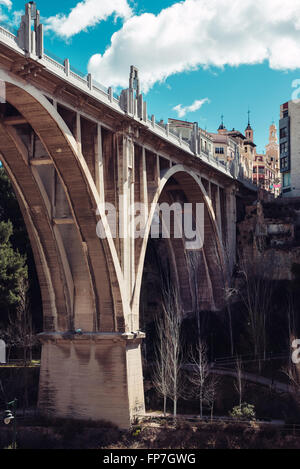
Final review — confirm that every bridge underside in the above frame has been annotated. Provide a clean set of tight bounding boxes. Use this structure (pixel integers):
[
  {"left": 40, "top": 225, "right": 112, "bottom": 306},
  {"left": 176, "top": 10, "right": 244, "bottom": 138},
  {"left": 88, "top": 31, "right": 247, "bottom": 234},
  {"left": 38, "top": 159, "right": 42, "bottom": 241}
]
[{"left": 0, "top": 75, "right": 237, "bottom": 427}]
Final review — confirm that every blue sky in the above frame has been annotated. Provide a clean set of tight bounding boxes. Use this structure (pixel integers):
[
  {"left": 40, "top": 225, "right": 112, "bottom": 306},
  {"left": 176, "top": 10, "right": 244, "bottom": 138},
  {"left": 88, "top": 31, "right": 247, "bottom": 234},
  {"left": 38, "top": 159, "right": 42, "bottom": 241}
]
[{"left": 2, "top": 0, "right": 300, "bottom": 153}]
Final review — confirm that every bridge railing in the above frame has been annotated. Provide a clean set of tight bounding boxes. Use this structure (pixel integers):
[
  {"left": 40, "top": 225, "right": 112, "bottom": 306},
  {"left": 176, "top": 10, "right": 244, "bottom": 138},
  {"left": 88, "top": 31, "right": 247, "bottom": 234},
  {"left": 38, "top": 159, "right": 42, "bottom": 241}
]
[
  {"left": 0, "top": 22, "right": 17, "bottom": 43},
  {"left": 0, "top": 20, "right": 17, "bottom": 36},
  {"left": 44, "top": 48, "right": 65, "bottom": 66},
  {"left": 212, "top": 351, "right": 289, "bottom": 368},
  {"left": 43, "top": 53, "right": 65, "bottom": 73}
]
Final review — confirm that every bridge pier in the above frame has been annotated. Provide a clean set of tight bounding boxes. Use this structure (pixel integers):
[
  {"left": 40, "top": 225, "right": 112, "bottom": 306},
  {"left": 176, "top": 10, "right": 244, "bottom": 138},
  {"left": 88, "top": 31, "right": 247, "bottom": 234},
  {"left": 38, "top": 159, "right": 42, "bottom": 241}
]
[{"left": 38, "top": 332, "right": 145, "bottom": 428}]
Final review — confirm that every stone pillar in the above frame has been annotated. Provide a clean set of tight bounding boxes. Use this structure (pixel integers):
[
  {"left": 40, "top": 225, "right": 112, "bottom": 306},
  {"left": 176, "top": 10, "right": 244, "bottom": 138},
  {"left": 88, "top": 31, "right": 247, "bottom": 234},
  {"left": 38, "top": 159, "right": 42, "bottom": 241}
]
[
  {"left": 117, "top": 134, "right": 135, "bottom": 313},
  {"left": 64, "top": 59, "right": 70, "bottom": 77},
  {"left": 225, "top": 185, "right": 236, "bottom": 274},
  {"left": 76, "top": 112, "right": 82, "bottom": 154},
  {"left": 38, "top": 332, "right": 145, "bottom": 429},
  {"left": 17, "top": 3, "right": 44, "bottom": 57},
  {"left": 216, "top": 185, "right": 222, "bottom": 240},
  {"left": 140, "top": 147, "right": 148, "bottom": 227}
]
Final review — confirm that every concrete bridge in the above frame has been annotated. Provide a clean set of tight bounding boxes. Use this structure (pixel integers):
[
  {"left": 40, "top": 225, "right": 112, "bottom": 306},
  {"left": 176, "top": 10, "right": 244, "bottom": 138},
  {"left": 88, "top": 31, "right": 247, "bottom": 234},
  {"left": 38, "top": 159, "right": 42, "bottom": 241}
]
[{"left": 0, "top": 3, "right": 254, "bottom": 427}]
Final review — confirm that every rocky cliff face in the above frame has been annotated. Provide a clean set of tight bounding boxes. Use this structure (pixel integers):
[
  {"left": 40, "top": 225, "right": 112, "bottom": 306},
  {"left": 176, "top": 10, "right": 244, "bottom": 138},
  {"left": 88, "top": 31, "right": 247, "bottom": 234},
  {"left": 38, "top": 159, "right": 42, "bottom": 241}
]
[{"left": 237, "top": 199, "right": 300, "bottom": 280}]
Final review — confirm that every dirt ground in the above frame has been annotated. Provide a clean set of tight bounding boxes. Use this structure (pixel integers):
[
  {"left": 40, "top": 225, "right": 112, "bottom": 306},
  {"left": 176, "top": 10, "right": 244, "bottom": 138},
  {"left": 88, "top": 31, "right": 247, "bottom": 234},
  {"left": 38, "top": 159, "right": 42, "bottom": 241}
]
[{"left": 1, "top": 417, "right": 300, "bottom": 449}]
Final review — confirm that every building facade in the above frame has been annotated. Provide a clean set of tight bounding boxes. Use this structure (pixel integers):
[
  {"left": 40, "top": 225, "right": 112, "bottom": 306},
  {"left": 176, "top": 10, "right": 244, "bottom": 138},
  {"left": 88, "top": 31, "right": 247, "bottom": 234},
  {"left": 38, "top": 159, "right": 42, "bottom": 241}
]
[
  {"left": 279, "top": 100, "right": 300, "bottom": 197},
  {"left": 211, "top": 117, "right": 255, "bottom": 183},
  {"left": 253, "top": 123, "right": 280, "bottom": 197},
  {"left": 169, "top": 116, "right": 280, "bottom": 197},
  {"left": 168, "top": 118, "right": 214, "bottom": 160}
]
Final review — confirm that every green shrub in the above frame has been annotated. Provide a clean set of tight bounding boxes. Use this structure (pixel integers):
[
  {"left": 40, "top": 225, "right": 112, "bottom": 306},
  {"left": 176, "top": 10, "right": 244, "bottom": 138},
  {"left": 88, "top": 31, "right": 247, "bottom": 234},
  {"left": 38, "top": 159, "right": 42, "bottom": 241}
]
[{"left": 229, "top": 403, "right": 256, "bottom": 421}]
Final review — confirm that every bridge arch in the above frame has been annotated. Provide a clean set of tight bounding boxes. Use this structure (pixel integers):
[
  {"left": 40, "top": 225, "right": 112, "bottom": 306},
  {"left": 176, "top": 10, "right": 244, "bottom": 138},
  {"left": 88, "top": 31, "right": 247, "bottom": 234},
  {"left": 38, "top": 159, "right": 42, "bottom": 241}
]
[
  {"left": 132, "top": 164, "right": 228, "bottom": 324},
  {"left": 0, "top": 70, "right": 129, "bottom": 332}
]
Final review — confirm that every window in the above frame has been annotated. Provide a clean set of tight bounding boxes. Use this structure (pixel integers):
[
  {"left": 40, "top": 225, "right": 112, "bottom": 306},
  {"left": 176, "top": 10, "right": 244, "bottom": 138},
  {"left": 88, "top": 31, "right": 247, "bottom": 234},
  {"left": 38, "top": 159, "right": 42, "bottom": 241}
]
[
  {"left": 280, "top": 157, "right": 289, "bottom": 171},
  {"left": 280, "top": 142, "right": 288, "bottom": 154},
  {"left": 215, "top": 147, "right": 224, "bottom": 154},
  {"left": 258, "top": 167, "right": 264, "bottom": 174},
  {"left": 280, "top": 127, "right": 287, "bottom": 139},
  {"left": 253, "top": 166, "right": 257, "bottom": 173}
]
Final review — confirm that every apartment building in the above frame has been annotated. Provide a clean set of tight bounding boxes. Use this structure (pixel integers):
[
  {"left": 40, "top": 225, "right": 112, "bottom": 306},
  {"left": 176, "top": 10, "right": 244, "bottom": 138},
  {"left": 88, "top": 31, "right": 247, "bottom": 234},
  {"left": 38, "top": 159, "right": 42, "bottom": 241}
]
[{"left": 279, "top": 100, "right": 300, "bottom": 196}]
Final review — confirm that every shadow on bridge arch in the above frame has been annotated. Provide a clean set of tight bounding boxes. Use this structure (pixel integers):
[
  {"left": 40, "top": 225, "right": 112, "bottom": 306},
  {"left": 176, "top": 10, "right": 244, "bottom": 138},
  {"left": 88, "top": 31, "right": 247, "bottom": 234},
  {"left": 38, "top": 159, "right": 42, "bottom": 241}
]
[{"left": 133, "top": 164, "right": 228, "bottom": 325}]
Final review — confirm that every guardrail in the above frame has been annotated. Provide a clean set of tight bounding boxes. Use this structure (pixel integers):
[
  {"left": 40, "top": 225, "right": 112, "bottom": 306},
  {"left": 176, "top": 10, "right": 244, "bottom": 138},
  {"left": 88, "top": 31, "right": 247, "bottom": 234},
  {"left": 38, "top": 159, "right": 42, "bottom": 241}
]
[{"left": 213, "top": 352, "right": 289, "bottom": 368}]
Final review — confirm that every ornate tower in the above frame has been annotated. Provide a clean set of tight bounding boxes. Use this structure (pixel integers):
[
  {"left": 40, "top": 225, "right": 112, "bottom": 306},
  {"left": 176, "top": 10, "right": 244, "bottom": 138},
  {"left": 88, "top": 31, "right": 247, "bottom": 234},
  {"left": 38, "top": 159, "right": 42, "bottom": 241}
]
[
  {"left": 266, "top": 122, "right": 279, "bottom": 170},
  {"left": 217, "top": 114, "right": 227, "bottom": 134},
  {"left": 245, "top": 110, "right": 253, "bottom": 142}
]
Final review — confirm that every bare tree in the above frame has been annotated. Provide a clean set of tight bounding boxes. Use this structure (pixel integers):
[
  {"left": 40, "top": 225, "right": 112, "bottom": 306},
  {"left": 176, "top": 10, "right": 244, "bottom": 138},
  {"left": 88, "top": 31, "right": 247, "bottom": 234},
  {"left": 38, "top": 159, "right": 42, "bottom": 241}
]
[
  {"left": 187, "top": 340, "right": 210, "bottom": 418},
  {"left": 238, "top": 254, "right": 274, "bottom": 368},
  {"left": 153, "top": 312, "right": 170, "bottom": 416},
  {"left": 153, "top": 281, "right": 183, "bottom": 419},
  {"left": 205, "top": 229, "right": 235, "bottom": 356},
  {"left": 163, "top": 286, "right": 183, "bottom": 419},
  {"left": 205, "top": 373, "right": 220, "bottom": 421},
  {"left": 287, "top": 292, "right": 297, "bottom": 351},
  {"left": 186, "top": 251, "right": 203, "bottom": 339},
  {"left": 234, "top": 356, "right": 243, "bottom": 408}
]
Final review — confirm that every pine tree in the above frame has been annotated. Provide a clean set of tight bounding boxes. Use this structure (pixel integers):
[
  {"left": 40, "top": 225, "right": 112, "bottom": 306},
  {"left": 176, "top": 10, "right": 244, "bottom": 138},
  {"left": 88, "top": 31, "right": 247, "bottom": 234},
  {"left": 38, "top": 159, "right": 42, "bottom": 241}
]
[{"left": 0, "top": 220, "right": 28, "bottom": 322}]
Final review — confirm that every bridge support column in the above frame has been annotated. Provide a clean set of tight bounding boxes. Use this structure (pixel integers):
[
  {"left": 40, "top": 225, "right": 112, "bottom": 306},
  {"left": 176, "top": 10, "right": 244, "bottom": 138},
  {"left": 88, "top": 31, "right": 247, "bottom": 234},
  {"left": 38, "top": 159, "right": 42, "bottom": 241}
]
[
  {"left": 225, "top": 185, "right": 237, "bottom": 273},
  {"left": 38, "top": 332, "right": 145, "bottom": 428}
]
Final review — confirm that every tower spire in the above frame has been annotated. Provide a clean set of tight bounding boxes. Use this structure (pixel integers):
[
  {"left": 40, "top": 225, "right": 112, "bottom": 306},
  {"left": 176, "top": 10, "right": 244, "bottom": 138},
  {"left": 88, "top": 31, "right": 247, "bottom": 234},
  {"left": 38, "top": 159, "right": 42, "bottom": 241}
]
[
  {"left": 218, "top": 114, "right": 226, "bottom": 132},
  {"left": 245, "top": 108, "right": 253, "bottom": 142}
]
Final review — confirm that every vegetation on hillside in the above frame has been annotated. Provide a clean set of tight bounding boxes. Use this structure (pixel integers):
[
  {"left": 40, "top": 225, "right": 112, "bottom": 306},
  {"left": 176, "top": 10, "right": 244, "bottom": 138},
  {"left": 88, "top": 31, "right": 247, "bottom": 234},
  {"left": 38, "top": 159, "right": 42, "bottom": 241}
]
[{"left": 0, "top": 167, "right": 42, "bottom": 330}]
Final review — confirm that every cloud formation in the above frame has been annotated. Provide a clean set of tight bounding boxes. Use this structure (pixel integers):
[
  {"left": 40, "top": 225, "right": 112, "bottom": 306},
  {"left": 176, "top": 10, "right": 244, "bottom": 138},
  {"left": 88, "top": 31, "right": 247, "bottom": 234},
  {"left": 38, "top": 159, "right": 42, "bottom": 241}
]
[
  {"left": 45, "top": 0, "right": 132, "bottom": 39},
  {"left": 0, "top": 0, "right": 12, "bottom": 7},
  {"left": 173, "top": 98, "right": 210, "bottom": 118},
  {"left": 0, "top": 0, "right": 12, "bottom": 22},
  {"left": 88, "top": 0, "right": 300, "bottom": 92}
]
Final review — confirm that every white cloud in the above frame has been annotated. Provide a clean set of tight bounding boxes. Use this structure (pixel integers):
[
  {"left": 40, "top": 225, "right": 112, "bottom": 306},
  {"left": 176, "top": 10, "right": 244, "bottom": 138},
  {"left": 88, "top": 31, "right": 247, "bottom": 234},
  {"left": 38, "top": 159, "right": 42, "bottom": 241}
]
[
  {"left": 45, "top": 0, "right": 132, "bottom": 39},
  {"left": 87, "top": 0, "right": 300, "bottom": 92},
  {"left": 173, "top": 98, "right": 210, "bottom": 118},
  {"left": 10, "top": 10, "right": 23, "bottom": 27},
  {"left": 0, "top": 0, "right": 12, "bottom": 8},
  {"left": 0, "top": 0, "right": 12, "bottom": 22}
]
